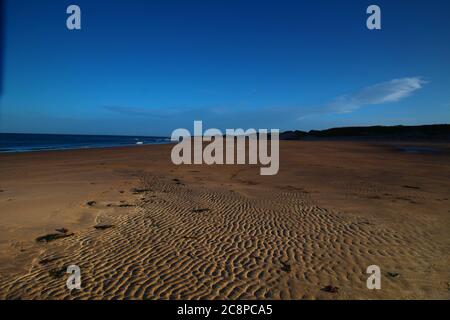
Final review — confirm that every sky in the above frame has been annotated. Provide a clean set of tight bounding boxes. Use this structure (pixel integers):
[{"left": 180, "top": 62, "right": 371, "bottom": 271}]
[{"left": 0, "top": 0, "right": 449, "bottom": 136}]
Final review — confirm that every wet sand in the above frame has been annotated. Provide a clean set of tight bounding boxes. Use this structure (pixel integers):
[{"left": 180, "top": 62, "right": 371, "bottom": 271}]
[{"left": 0, "top": 141, "right": 449, "bottom": 299}]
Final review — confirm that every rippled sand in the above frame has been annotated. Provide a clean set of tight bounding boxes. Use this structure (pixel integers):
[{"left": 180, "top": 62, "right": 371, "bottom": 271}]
[{"left": 0, "top": 141, "right": 449, "bottom": 299}]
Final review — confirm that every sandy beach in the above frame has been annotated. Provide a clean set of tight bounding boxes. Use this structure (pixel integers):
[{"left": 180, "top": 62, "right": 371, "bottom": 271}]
[{"left": 0, "top": 141, "right": 449, "bottom": 299}]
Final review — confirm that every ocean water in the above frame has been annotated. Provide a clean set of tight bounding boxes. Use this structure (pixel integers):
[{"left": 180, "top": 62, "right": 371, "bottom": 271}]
[{"left": 0, "top": 133, "right": 171, "bottom": 153}]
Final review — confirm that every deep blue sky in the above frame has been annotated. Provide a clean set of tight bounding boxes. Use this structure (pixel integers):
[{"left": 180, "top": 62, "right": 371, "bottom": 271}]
[{"left": 1, "top": 0, "right": 449, "bottom": 136}]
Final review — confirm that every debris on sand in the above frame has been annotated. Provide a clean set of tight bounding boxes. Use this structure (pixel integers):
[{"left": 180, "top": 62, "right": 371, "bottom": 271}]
[
  {"left": 48, "top": 266, "right": 67, "bottom": 278},
  {"left": 94, "top": 224, "right": 114, "bottom": 230},
  {"left": 387, "top": 272, "right": 399, "bottom": 278},
  {"left": 402, "top": 185, "right": 420, "bottom": 189},
  {"left": 131, "top": 188, "right": 150, "bottom": 194},
  {"left": 39, "top": 257, "right": 59, "bottom": 265},
  {"left": 36, "top": 229, "right": 74, "bottom": 243},
  {"left": 280, "top": 261, "right": 292, "bottom": 272},
  {"left": 321, "top": 285, "right": 339, "bottom": 293},
  {"left": 118, "top": 203, "right": 135, "bottom": 208},
  {"left": 86, "top": 201, "right": 96, "bottom": 207},
  {"left": 192, "top": 208, "right": 210, "bottom": 213},
  {"left": 150, "top": 222, "right": 161, "bottom": 228},
  {"left": 172, "top": 178, "right": 184, "bottom": 185}
]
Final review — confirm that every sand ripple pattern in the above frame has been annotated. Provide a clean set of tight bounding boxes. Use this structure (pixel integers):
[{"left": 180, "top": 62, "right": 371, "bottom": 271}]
[{"left": 0, "top": 174, "right": 448, "bottom": 299}]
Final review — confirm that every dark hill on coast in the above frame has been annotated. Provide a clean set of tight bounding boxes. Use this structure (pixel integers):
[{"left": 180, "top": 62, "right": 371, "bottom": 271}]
[{"left": 280, "top": 124, "right": 450, "bottom": 140}]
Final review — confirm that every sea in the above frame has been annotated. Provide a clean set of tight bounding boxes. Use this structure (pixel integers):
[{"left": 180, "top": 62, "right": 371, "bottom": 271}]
[{"left": 0, "top": 133, "right": 171, "bottom": 153}]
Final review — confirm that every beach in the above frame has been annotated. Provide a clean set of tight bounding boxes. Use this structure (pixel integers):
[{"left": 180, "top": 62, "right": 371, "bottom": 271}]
[{"left": 0, "top": 140, "right": 449, "bottom": 299}]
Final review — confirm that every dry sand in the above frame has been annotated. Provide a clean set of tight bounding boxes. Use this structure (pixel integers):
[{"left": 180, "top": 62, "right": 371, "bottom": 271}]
[{"left": 0, "top": 141, "right": 449, "bottom": 299}]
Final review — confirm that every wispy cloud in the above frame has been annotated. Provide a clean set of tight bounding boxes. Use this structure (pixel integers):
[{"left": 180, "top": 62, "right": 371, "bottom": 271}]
[
  {"left": 101, "top": 77, "right": 427, "bottom": 131},
  {"left": 102, "top": 105, "right": 183, "bottom": 119},
  {"left": 299, "top": 77, "right": 427, "bottom": 119}
]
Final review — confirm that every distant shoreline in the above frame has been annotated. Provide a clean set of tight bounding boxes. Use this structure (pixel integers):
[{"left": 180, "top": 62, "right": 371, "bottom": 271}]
[
  {"left": 0, "top": 132, "right": 171, "bottom": 153},
  {"left": 1, "top": 124, "right": 449, "bottom": 153}
]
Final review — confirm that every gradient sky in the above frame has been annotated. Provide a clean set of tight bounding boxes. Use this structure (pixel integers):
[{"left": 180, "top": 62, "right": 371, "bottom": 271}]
[{"left": 0, "top": 0, "right": 449, "bottom": 136}]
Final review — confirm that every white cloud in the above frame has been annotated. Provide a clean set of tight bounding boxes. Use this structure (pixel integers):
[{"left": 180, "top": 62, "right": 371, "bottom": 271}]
[{"left": 299, "top": 77, "right": 427, "bottom": 119}]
